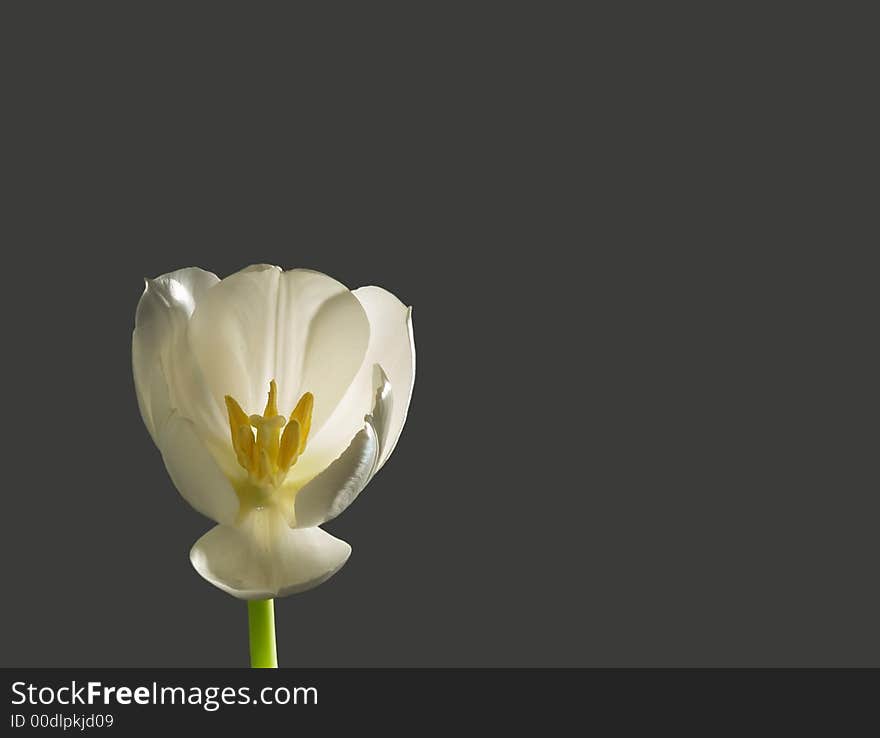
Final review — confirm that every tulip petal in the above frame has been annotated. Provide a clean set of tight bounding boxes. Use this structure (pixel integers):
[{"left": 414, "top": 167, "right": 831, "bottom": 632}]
[
  {"left": 132, "top": 267, "right": 219, "bottom": 441},
  {"left": 308, "top": 286, "right": 414, "bottom": 473},
  {"left": 157, "top": 412, "right": 240, "bottom": 526},
  {"left": 354, "top": 287, "right": 414, "bottom": 470},
  {"left": 187, "top": 266, "right": 370, "bottom": 440},
  {"left": 190, "top": 511, "right": 351, "bottom": 600},
  {"left": 369, "top": 364, "right": 393, "bottom": 460},
  {"left": 290, "top": 367, "right": 391, "bottom": 527},
  {"left": 293, "top": 422, "right": 379, "bottom": 528}
]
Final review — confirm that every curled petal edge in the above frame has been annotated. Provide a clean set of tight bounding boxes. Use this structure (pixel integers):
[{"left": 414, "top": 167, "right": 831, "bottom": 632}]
[{"left": 293, "top": 365, "right": 392, "bottom": 527}]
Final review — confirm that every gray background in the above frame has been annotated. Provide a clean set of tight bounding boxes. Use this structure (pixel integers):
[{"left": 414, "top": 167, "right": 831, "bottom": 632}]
[{"left": 2, "top": 10, "right": 875, "bottom": 667}]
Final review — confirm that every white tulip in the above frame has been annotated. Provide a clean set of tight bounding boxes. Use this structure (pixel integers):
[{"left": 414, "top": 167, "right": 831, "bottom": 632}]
[{"left": 132, "top": 264, "right": 415, "bottom": 600}]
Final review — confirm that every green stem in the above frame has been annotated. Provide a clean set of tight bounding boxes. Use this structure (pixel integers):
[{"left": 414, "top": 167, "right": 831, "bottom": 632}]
[{"left": 247, "top": 599, "right": 278, "bottom": 668}]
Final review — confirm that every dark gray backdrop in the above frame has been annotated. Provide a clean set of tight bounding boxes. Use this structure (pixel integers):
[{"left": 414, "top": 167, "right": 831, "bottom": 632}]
[{"left": 2, "top": 9, "right": 875, "bottom": 667}]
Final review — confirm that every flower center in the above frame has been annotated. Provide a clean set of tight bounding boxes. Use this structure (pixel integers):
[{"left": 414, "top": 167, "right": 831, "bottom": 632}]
[{"left": 225, "top": 380, "right": 313, "bottom": 493}]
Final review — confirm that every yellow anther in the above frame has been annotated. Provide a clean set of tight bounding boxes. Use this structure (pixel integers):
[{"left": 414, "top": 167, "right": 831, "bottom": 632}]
[
  {"left": 278, "top": 418, "right": 301, "bottom": 471},
  {"left": 225, "top": 395, "right": 253, "bottom": 470},
  {"left": 224, "top": 381, "right": 314, "bottom": 492},
  {"left": 225, "top": 395, "right": 250, "bottom": 443},
  {"left": 235, "top": 425, "right": 256, "bottom": 470},
  {"left": 290, "top": 392, "right": 313, "bottom": 454},
  {"left": 263, "top": 379, "right": 279, "bottom": 418}
]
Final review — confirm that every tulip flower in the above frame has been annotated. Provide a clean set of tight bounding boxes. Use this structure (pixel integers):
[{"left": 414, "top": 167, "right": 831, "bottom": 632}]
[{"left": 132, "top": 265, "right": 414, "bottom": 666}]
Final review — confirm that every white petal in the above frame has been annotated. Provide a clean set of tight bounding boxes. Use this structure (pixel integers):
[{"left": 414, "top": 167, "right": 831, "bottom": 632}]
[
  {"left": 369, "top": 365, "right": 393, "bottom": 461},
  {"left": 293, "top": 422, "right": 379, "bottom": 528},
  {"left": 239, "top": 263, "right": 282, "bottom": 274},
  {"left": 158, "top": 412, "right": 240, "bottom": 526},
  {"left": 292, "top": 367, "right": 391, "bottom": 527},
  {"left": 309, "top": 286, "right": 414, "bottom": 472},
  {"left": 132, "top": 267, "right": 219, "bottom": 441},
  {"left": 186, "top": 267, "right": 370, "bottom": 436},
  {"left": 190, "top": 510, "right": 351, "bottom": 600}
]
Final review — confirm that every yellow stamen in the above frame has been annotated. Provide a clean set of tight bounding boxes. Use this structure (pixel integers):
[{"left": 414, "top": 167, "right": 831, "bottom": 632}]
[
  {"left": 278, "top": 419, "right": 301, "bottom": 471},
  {"left": 224, "top": 380, "right": 314, "bottom": 495},
  {"left": 225, "top": 395, "right": 253, "bottom": 468},
  {"left": 225, "top": 395, "right": 250, "bottom": 443},
  {"left": 263, "top": 379, "right": 279, "bottom": 417},
  {"left": 235, "top": 425, "right": 256, "bottom": 470},
  {"left": 290, "top": 392, "right": 313, "bottom": 454}
]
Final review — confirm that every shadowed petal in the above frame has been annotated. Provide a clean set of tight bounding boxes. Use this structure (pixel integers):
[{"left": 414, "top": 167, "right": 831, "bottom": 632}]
[{"left": 190, "top": 511, "right": 351, "bottom": 599}]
